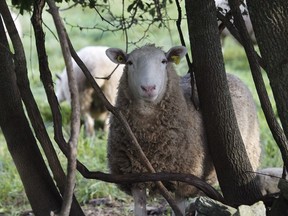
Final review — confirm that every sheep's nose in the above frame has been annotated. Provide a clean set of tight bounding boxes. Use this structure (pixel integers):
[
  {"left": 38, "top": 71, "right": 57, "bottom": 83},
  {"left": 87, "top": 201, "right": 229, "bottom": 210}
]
[{"left": 141, "top": 85, "right": 156, "bottom": 94}]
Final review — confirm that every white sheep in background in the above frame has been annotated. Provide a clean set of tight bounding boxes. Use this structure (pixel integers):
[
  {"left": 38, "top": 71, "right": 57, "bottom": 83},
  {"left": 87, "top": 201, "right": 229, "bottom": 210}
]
[
  {"left": 106, "top": 44, "right": 261, "bottom": 215},
  {"left": 56, "top": 46, "right": 123, "bottom": 136},
  {"left": 215, "top": 0, "right": 256, "bottom": 44},
  {"left": 256, "top": 167, "right": 288, "bottom": 196}
]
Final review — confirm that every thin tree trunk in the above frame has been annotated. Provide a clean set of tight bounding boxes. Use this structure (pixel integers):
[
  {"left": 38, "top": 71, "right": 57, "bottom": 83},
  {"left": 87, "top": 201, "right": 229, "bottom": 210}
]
[
  {"left": 31, "top": 0, "right": 85, "bottom": 215},
  {"left": 185, "top": 0, "right": 261, "bottom": 206},
  {"left": 0, "top": 17, "right": 62, "bottom": 216}
]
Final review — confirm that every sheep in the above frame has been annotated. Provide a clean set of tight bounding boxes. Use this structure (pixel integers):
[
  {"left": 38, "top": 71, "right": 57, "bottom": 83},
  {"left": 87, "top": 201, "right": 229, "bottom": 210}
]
[
  {"left": 256, "top": 167, "right": 288, "bottom": 196},
  {"left": 55, "top": 46, "right": 123, "bottom": 136},
  {"left": 105, "top": 44, "right": 261, "bottom": 215},
  {"left": 215, "top": 0, "right": 256, "bottom": 45}
]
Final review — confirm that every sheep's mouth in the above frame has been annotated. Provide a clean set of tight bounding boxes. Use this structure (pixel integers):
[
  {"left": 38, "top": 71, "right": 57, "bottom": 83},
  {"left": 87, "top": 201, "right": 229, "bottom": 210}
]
[{"left": 140, "top": 94, "right": 158, "bottom": 102}]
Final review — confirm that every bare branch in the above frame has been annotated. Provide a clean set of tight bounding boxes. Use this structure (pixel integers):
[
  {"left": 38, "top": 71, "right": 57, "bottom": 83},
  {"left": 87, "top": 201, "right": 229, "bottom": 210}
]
[
  {"left": 31, "top": 0, "right": 84, "bottom": 214},
  {"left": 46, "top": 0, "right": 80, "bottom": 215},
  {"left": 59, "top": 2, "right": 78, "bottom": 11},
  {"left": 94, "top": 64, "right": 121, "bottom": 80},
  {"left": 216, "top": 10, "right": 266, "bottom": 69},
  {"left": 92, "top": 6, "right": 114, "bottom": 26},
  {"left": 31, "top": 0, "right": 69, "bottom": 198},
  {"left": 78, "top": 169, "right": 225, "bottom": 203},
  {"left": 121, "top": 0, "right": 129, "bottom": 52},
  {"left": 175, "top": 0, "right": 199, "bottom": 109},
  {"left": 60, "top": 1, "right": 176, "bottom": 46},
  {"left": 175, "top": 0, "right": 191, "bottom": 67}
]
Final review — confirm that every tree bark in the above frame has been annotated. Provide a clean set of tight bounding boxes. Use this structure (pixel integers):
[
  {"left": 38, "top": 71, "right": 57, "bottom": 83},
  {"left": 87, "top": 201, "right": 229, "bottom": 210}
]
[
  {"left": 0, "top": 17, "right": 62, "bottom": 215},
  {"left": 185, "top": 0, "right": 261, "bottom": 206},
  {"left": 31, "top": 0, "right": 85, "bottom": 215},
  {"left": 247, "top": 0, "right": 288, "bottom": 169}
]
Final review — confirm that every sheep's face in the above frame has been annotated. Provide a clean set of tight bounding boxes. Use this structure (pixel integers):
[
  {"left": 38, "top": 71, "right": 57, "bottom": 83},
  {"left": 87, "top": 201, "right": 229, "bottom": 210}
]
[
  {"left": 106, "top": 45, "right": 187, "bottom": 103},
  {"left": 125, "top": 47, "right": 168, "bottom": 102}
]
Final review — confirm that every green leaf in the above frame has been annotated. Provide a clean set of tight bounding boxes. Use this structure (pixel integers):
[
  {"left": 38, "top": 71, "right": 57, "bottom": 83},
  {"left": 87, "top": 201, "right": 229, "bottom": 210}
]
[
  {"left": 149, "top": 8, "right": 155, "bottom": 18},
  {"left": 138, "top": 1, "right": 144, "bottom": 11}
]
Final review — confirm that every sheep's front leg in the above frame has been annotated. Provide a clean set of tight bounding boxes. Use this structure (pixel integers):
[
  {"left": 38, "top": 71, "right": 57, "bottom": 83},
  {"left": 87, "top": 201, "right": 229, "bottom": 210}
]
[
  {"left": 172, "top": 194, "right": 186, "bottom": 216},
  {"left": 84, "top": 113, "right": 95, "bottom": 136},
  {"left": 132, "top": 185, "right": 147, "bottom": 216}
]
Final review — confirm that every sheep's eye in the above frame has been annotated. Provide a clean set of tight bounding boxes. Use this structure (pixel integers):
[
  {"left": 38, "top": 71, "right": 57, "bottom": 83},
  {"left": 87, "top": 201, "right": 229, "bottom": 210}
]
[
  {"left": 161, "top": 59, "right": 167, "bottom": 64},
  {"left": 126, "top": 60, "right": 133, "bottom": 65}
]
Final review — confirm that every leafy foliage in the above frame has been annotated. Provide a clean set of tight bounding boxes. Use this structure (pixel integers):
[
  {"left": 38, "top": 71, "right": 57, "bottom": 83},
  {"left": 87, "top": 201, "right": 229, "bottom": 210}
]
[{"left": 11, "top": 0, "right": 34, "bottom": 13}]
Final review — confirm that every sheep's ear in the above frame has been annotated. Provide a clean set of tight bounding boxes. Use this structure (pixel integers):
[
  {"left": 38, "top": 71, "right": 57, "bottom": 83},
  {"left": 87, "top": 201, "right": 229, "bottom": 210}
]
[
  {"left": 166, "top": 46, "right": 187, "bottom": 65},
  {"left": 106, "top": 48, "right": 127, "bottom": 64}
]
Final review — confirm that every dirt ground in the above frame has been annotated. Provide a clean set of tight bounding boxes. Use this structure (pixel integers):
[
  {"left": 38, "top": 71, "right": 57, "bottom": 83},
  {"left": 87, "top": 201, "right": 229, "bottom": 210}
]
[
  {"left": 19, "top": 197, "right": 171, "bottom": 216},
  {"left": 83, "top": 197, "right": 170, "bottom": 216}
]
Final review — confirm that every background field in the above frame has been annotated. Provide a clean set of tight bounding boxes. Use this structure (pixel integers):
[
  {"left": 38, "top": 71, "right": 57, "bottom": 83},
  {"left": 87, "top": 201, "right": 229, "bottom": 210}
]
[{"left": 0, "top": 2, "right": 282, "bottom": 215}]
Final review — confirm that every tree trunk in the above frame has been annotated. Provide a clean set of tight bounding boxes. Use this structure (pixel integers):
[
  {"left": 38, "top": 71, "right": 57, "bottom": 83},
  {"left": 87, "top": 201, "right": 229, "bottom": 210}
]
[
  {"left": 247, "top": 0, "right": 288, "bottom": 167},
  {"left": 0, "top": 18, "right": 62, "bottom": 215},
  {"left": 185, "top": 0, "right": 261, "bottom": 206}
]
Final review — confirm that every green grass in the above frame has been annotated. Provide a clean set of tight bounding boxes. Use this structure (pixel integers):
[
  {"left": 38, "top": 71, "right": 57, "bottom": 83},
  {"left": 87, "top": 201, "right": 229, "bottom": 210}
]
[
  {"left": 0, "top": 2, "right": 283, "bottom": 215},
  {"left": 0, "top": 136, "right": 31, "bottom": 215},
  {"left": 71, "top": 131, "right": 129, "bottom": 205}
]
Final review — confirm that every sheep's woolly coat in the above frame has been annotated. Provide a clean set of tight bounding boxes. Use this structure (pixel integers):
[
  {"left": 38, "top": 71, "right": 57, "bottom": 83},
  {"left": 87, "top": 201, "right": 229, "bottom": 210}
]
[
  {"left": 107, "top": 47, "right": 260, "bottom": 198},
  {"left": 108, "top": 63, "right": 214, "bottom": 198}
]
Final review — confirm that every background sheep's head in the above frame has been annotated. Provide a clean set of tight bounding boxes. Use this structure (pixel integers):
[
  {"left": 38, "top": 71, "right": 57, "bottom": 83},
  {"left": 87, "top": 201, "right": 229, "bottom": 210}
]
[{"left": 106, "top": 45, "right": 187, "bottom": 103}]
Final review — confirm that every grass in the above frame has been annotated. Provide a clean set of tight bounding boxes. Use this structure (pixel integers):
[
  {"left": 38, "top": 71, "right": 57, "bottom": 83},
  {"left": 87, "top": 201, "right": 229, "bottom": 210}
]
[
  {"left": 0, "top": 1, "right": 283, "bottom": 215},
  {"left": 0, "top": 137, "right": 31, "bottom": 215}
]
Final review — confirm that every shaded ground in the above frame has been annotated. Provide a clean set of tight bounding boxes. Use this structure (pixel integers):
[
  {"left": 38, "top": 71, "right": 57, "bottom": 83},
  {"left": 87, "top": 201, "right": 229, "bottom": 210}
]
[
  {"left": 17, "top": 197, "right": 171, "bottom": 216},
  {"left": 83, "top": 197, "right": 170, "bottom": 216}
]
